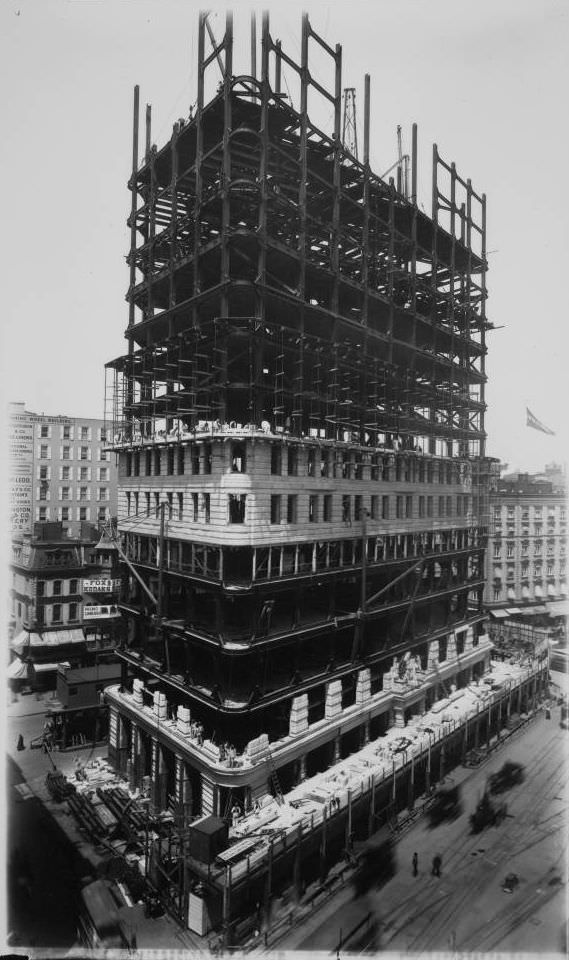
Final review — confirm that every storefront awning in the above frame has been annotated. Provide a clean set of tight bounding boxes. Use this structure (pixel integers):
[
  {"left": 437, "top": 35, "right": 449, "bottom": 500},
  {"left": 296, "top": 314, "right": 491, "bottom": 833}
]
[
  {"left": 490, "top": 609, "right": 509, "bottom": 619},
  {"left": 32, "top": 661, "right": 71, "bottom": 674},
  {"left": 12, "top": 629, "right": 85, "bottom": 651},
  {"left": 7, "top": 658, "right": 29, "bottom": 680},
  {"left": 546, "top": 601, "right": 568, "bottom": 618},
  {"left": 505, "top": 606, "right": 521, "bottom": 614}
]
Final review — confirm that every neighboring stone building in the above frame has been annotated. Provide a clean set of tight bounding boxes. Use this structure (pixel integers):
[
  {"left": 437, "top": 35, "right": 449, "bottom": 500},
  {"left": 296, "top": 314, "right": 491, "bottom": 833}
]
[
  {"left": 8, "top": 402, "right": 118, "bottom": 538},
  {"left": 485, "top": 470, "right": 567, "bottom": 609},
  {"left": 9, "top": 521, "right": 122, "bottom": 691}
]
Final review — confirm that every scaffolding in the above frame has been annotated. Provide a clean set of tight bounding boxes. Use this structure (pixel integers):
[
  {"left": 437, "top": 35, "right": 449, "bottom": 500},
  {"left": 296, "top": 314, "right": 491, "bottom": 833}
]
[{"left": 105, "top": 10, "right": 490, "bottom": 461}]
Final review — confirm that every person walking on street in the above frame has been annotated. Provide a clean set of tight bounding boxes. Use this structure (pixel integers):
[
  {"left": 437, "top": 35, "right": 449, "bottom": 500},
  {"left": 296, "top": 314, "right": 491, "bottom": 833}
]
[
  {"left": 431, "top": 854, "right": 442, "bottom": 877},
  {"left": 16, "top": 734, "right": 25, "bottom": 751},
  {"left": 412, "top": 852, "right": 418, "bottom": 877}
]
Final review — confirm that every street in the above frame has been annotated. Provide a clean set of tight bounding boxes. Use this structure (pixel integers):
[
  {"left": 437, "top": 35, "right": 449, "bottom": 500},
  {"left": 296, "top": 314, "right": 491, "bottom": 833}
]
[{"left": 287, "top": 705, "right": 567, "bottom": 954}]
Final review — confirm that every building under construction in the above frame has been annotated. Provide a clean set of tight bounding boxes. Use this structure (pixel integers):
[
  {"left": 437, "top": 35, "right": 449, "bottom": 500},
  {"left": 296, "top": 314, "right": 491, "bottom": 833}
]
[{"left": 101, "top": 11, "right": 547, "bottom": 941}]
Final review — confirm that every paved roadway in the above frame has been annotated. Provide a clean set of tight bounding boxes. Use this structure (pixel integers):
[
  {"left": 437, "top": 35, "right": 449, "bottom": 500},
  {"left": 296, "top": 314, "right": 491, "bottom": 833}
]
[{"left": 283, "top": 704, "right": 567, "bottom": 955}]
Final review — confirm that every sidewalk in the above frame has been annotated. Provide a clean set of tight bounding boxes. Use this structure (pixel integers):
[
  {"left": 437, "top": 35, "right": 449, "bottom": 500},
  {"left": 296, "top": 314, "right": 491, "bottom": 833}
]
[{"left": 7, "top": 689, "right": 64, "bottom": 719}]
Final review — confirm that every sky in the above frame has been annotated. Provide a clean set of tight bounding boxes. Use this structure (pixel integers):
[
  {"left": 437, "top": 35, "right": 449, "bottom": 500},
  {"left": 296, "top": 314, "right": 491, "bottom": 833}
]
[{"left": 1, "top": 0, "right": 568, "bottom": 474}]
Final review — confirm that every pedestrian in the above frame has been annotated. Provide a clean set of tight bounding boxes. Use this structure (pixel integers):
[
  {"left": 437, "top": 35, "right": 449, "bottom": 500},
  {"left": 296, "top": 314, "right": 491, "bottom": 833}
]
[
  {"left": 431, "top": 854, "right": 442, "bottom": 877},
  {"left": 16, "top": 734, "right": 25, "bottom": 752},
  {"left": 412, "top": 851, "right": 418, "bottom": 877}
]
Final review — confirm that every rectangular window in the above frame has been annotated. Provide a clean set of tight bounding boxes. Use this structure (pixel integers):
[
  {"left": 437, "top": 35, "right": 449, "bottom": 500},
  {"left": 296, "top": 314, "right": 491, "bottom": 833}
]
[
  {"left": 61, "top": 486, "right": 70, "bottom": 500},
  {"left": 99, "top": 427, "right": 107, "bottom": 442},
  {"left": 98, "top": 506, "right": 107, "bottom": 522},
  {"left": 203, "top": 443, "right": 212, "bottom": 475},
  {"left": 99, "top": 449, "right": 109, "bottom": 461},
  {"left": 154, "top": 492, "right": 160, "bottom": 518},
  {"left": 382, "top": 496, "right": 389, "bottom": 519},
  {"left": 69, "top": 602, "right": 77, "bottom": 621},
  {"left": 405, "top": 496, "right": 412, "bottom": 518},
  {"left": 37, "top": 581, "right": 45, "bottom": 597},
  {"left": 309, "top": 495, "right": 319, "bottom": 522},
  {"left": 446, "top": 496, "right": 452, "bottom": 518},
  {"left": 79, "top": 466, "right": 89, "bottom": 481},
  {"left": 418, "top": 496, "right": 425, "bottom": 518},
  {"left": 79, "top": 486, "right": 88, "bottom": 500},
  {"left": 506, "top": 542, "right": 515, "bottom": 558},
  {"left": 98, "top": 467, "right": 108, "bottom": 481},
  {"left": 493, "top": 587, "right": 502, "bottom": 601},
  {"left": 192, "top": 493, "right": 199, "bottom": 521},
  {"left": 52, "top": 604, "right": 62, "bottom": 623},
  {"left": 271, "top": 445, "right": 282, "bottom": 476},
  {"left": 63, "top": 425, "right": 71, "bottom": 439},
  {"left": 62, "top": 445, "right": 71, "bottom": 460},
  {"left": 145, "top": 492, "right": 150, "bottom": 515},
  {"left": 167, "top": 447, "right": 175, "bottom": 475},
  {"left": 191, "top": 446, "right": 200, "bottom": 475},
  {"left": 39, "top": 465, "right": 48, "bottom": 480},
  {"left": 203, "top": 493, "right": 211, "bottom": 523},
  {"left": 396, "top": 496, "right": 403, "bottom": 519},
  {"left": 177, "top": 493, "right": 183, "bottom": 521},
  {"left": 493, "top": 543, "right": 501, "bottom": 559},
  {"left": 287, "top": 446, "right": 298, "bottom": 476},
  {"left": 457, "top": 495, "right": 462, "bottom": 516},
  {"left": 166, "top": 492, "right": 173, "bottom": 518},
  {"left": 126, "top": 492, "right": 131, "bottom": 516},
  {"left": 270, "top": 495, "right": 281, "bottom": 524},
  {"left": 81, "top": 426, "right": 89, "bottom": 440},
  {"left": 70, "top": 578, "right": 78, "bottom": 594},
  {"left": 40, "top": 424, "right": 49, "bottom": 438},
  {"left": 370, "top": 495, "right": 379, "bottom": 520},
  {"left": 228, "top": 494, "right": 246, "bottom": 523},
  {"left": 39, "top": 507, "right": 48, "bottom": 521},
  {"left": 354, "top": 496, "right": 362, "bottom": 521},
  {"left": 342, "top": 495, "right": 351, "bottom": 522},
  {"left": 61, "top": 506, "right": 70, "bottom": 521},
  {"left": 40, "top": 444, "right": 49, "bottom": 459},
  {"left": 98, "top": 487, "right": 108, "bottom": 502},
  {"left": 177, "top": 447, "right": 185, "bottom": 475},
  {"left": 320, "top": 451, "right": 329, "bottom": 478},
  {"left": 154, "top": 449, "right": 162, "bottom": 475},
  {"left": 79, "top": 506, "right": 88, "bottom": 521},
  {"left": 324, "top": 494, "right": 333, "bottom": 521},
  {"left": 39, "top": 486, "right": 47, "bottom": 501},
  {"left": 287, "top": 494, "right": 298, "bottom": 523},
  {"left": 53, "top": 580, "right": 62, "bottom": 596},
  {"left": 427, "top": 496, "right": 433, "bottom": 518},
  {"left": 80, "top": 446, "right": 89, "bottom": 460},
  {"left": 307, "top": 449, "right": 316, "bottom": 477}
]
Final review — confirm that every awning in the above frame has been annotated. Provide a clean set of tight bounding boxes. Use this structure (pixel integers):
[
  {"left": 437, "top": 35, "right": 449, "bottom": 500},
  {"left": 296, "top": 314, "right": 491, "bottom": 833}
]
[
  {"left": 490, "top": 609, "right": 509, "bottom": 619},
  {"left": 12, "top": 629, "right": 85, "bottom": 651},
  {"left": 546, "top": 601, "right": 568, "bottom": 618},
  {"left": 505, "top": 607, "right": 522, "bottom": 615},
  {"left": 32, "top": 661, "right": 71, "bottom": 674},
  {"left": 7, "top": 658, "right": 29, "bottom": 680}
]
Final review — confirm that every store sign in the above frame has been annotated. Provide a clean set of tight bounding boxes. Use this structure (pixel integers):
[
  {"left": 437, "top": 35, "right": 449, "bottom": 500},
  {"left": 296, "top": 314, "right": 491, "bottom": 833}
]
[
  {"left": 83, "top": 604, "right": 120, "bottom": 619},
  {"left": 82, "top": 579, "right": 121, "bottom": 593},
  {"left": 9, "top": 412, "right": 34, "bottom": 533}
]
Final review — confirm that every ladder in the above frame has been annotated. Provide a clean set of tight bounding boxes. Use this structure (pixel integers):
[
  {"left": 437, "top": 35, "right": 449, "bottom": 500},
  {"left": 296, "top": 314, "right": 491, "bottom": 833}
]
[{"left": 263, "top": 746, "right": 284, "bottom": 805}]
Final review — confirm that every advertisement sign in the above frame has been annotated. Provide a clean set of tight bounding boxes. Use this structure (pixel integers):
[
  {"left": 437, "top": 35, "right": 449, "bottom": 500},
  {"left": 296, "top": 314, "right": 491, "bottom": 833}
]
[
  {"left": 83, "top": 604, "right": 120, "bottom": 619},
  {"left": 9, "top": 410, "right": 34, "bottom": 533},
  {"left": 82, "top": 579, "right": 121, "bottom": 593}
]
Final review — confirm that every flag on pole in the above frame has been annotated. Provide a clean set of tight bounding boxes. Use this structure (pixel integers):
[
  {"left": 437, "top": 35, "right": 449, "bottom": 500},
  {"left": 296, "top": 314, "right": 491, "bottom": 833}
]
[{"left": 526, "top": 407, "right": 555, "bottom": 435}]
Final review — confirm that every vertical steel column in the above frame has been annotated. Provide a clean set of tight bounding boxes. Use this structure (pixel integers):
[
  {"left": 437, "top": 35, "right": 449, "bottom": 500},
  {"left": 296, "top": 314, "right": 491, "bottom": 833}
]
[
  {"left": 193, "top": 15, "right": 206, "bottom": 302},
  {"left": 361, "top": 75, "right": 371, "bottom": 327},
  {"left": 147, "top": 106, "right": 157, "bottom": 324},
  {"left": 169, "top": 122, "right": 179, "bottom": 310},
  {"left": 128, "top": 85, "right": 140, "bottom": 331},
  {"left": 298, "top": 15, "right": 309, "bottom": 305},
  {"left": 220, "top": 12, "right": 233, "bottom": 323},
  {"left": 429, "top": 145, "right": 439, "bottom": 455},
  {"left": 479, "top": 193, "right": 487, "bottom": 457},
  {"left": 330, "top": 40, "right": 342, "bottom": 316}
]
